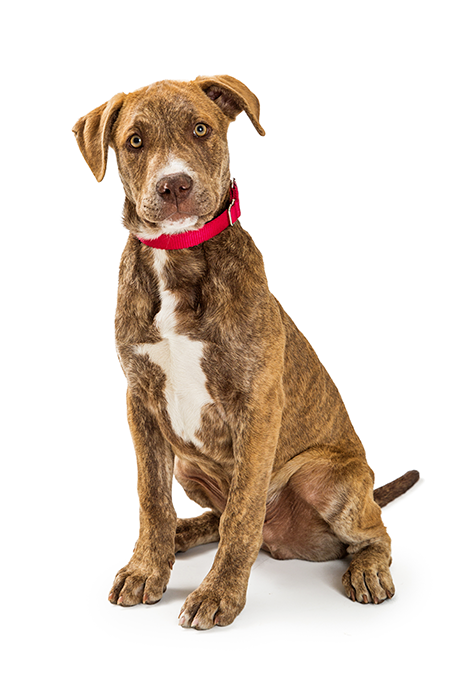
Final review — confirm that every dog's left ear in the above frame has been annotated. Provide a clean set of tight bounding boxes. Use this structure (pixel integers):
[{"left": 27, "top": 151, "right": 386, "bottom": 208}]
[
  {"left": 72, "top": 93, "right": 125, "bottom": 182},
  {"left": 194, "top": 75, "right": 265, "bottom": 136}
]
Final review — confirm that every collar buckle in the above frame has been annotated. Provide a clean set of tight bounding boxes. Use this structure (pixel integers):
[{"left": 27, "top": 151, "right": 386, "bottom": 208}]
[
  {"left": 227, "top": 178, "right": 238, "bottom": 227},
  {"left": 227, "top": 197, "right": 236, "bottom": 227}
]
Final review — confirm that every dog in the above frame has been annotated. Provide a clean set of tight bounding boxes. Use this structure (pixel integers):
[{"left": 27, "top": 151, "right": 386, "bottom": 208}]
[{"left": 73, "top": 75, "right": 419, "bottom": 629}]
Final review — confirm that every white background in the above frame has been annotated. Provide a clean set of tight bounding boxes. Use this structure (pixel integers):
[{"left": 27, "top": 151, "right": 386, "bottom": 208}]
[{"left": 2, "top": 1, "right": 474, "bottom": 698}]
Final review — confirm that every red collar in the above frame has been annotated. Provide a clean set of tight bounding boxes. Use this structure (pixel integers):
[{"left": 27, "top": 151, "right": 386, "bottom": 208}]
[{"left": 137, "top": 180, "right": 240, "bottom": 250}]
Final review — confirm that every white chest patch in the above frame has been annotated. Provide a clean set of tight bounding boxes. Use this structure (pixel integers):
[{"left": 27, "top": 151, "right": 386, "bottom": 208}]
[{"left": 134, "top": 250, "right": 213, "bottom": 446}]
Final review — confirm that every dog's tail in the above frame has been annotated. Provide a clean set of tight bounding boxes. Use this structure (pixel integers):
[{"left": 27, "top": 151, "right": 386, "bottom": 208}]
[{"left": 373, "top": 470, "right": 420, "bottom": 507}]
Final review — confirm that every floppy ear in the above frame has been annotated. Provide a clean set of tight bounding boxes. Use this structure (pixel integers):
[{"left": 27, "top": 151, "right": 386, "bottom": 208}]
[
  {"left": 194, "top": 75, "right": 265, "bottom": 136},
  {"left": 72, "top": 93, "right": 125, "bottom": 182}
]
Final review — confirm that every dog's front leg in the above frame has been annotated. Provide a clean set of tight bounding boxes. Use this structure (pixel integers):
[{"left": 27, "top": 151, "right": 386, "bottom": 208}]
[
  {"left": 178, "top": 386, "right": 283, "bottom": 630},
  {"left": 109, "top": 390, "right": 176, "bottom": 606}
]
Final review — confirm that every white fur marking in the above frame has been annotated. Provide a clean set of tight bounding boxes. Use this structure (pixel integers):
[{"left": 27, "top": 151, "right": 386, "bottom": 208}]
[
  {"left": 156, "top": 156, "right": 196, "bottom": 180},
  {"left": 134, "top": 250, "right": 213, "bottom": 445},
  {"left": 160, "top": 216, "right": 199, "bottom": 235},
  {"left": 137, "top": 216, "right": 199, "bottom": 240}
]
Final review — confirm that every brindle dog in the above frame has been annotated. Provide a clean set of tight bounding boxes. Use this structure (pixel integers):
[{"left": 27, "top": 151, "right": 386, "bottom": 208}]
[{"left": 73, "top": 75, "right": 419, "bottom": 629}]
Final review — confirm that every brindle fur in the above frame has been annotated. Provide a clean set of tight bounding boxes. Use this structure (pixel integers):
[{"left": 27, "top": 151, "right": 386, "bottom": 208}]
[{"left": 73, "top": 76, "right": 419, "bottom": 629}]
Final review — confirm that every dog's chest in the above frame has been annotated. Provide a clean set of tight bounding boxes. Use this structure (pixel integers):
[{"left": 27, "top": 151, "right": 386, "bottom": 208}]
[{"left": 134, "top": 251, "right": 213, "bottom": 446}]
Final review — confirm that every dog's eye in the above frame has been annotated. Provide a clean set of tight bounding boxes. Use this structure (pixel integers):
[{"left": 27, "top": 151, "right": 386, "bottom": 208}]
[
  {"left": 128, "top": 135, "right": 143, "bottom": 149},
  {"left": 193, "top": 123, "right": 208, "bottom": 138}
]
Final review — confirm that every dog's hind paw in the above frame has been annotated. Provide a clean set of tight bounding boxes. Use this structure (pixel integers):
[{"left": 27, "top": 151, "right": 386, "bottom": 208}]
[{"left": 342, "top": 549, "right": 395, "bottom": 604}]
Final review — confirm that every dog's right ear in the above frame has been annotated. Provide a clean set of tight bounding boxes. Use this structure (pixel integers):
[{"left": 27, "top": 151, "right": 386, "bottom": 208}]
[{"left": 72, "top": 93, "right": 125, "bottom": 182}]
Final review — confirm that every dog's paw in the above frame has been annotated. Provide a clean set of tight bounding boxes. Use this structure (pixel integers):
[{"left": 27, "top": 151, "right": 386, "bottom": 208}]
[
  {"left": 108, "top": 558, "right": 173, "bottom": 607},
  {"left": 342, "top": 552, "right": 395, "bottom": 604},
  {"left": 178, "top": 576, "right": 246, "bottom": 630}
]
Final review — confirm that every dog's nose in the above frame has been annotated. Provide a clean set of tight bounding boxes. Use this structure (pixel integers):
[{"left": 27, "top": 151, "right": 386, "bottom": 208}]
[{"left": 157, "top": 173, "right": 193, "bottom": 201}]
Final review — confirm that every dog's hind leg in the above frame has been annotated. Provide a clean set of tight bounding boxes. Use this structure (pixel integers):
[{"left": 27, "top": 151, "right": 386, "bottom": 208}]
[
  {"left": 288, "top": 447, "right": 394, "bottom": 604},
  {"left": 175, "top": 512, "right": 220, "bottom": 553},
  {"left": 174, "top": 458, "right": 224, "bottom": 553}
]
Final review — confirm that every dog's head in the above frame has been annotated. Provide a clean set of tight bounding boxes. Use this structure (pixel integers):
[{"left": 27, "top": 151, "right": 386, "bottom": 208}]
[{"left": 73, "top": 76, "right": 264, "bottom": 238}]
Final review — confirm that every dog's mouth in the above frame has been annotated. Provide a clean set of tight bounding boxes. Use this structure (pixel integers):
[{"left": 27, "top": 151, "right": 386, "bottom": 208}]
[
  {"left": 141, "top": 203, "right": 222, "bottom": 236},
  {"left": 137, "top": 189, "right": 222, "bottom": 236},
  {"left": 144, "top": 210, "right": 194, "bottom": 226},
  {"left": 141, "top": 212, "right": 201, "bottom": 237},
  {"left": 143, "top": 211, "right": 198, "bottom": 227}
]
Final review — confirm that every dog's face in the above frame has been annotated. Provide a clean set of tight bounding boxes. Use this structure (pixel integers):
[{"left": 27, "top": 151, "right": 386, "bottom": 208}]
[
  {"left": 112, "top": 81, "right": 232, "bottom": 238},
  {"left": 73, "top": 76, "right": 265, "bottom": 237}
]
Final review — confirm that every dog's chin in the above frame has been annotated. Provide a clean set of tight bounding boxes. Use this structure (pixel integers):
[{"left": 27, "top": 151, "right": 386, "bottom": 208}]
[{"left": 138, "top": 215, "right": 200, "bottom": 240}]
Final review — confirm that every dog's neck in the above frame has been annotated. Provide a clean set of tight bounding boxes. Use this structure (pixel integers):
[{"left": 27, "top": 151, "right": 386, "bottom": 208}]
[{"left": 136, "top": 180, "right": 240, "bottom": 251}]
